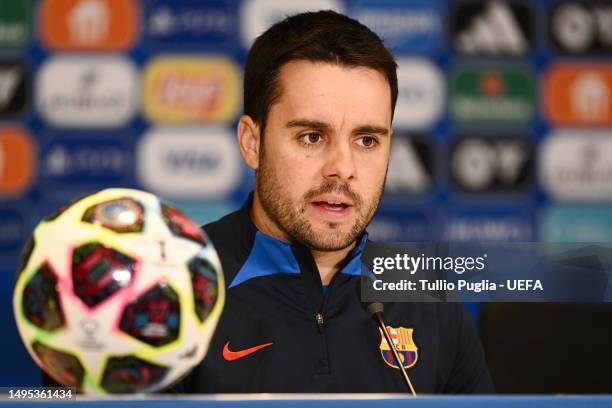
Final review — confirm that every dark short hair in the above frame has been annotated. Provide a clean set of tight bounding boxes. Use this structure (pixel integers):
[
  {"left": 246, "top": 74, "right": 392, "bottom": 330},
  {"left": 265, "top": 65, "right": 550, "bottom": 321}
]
[{"left": 244, "top": 10, "right": 398, "bottom": 135}]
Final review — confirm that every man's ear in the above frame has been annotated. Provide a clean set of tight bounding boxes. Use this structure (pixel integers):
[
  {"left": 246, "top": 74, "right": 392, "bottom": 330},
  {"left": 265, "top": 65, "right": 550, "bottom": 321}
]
[{"left": 237, "top": 115, "right": 261, "bottom": 171}]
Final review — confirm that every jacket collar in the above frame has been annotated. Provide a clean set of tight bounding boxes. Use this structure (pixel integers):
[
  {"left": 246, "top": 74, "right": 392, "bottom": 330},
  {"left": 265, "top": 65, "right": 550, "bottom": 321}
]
[{"left": 228, "top": 192, "right": 368, "bottom": 288}]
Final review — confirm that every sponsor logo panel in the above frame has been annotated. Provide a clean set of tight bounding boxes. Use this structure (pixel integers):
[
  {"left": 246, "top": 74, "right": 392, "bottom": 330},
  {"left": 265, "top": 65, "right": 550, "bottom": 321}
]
[
  {"left": 542, "top": 205, "right": 612, "bottom": 242},
  {"left": 240, "top": 0, "right": 344, "bottom": 47},
  {"left": 540, "top": 130, "right": 612, "bottom": 200},
  {"left": 394, "top": 58, "right": 445, "bottom": 130},
  {"left": 0, "top": 0, "right": 30, "bottom": 48},
  {"left": 451, "top": 0, "right": 533, "bottom": 56},
  {"left": 443, "top": 208, "right": 535, "bottom": 242},
  {"left": 145, "top": 0, "right": 237, "bottom": 48},
  {"left": 0, "top": 62, "right": 28, "bottom": 116},
  {"left": 369, "top": 210, "right": 434, "bottom": 242},
  {"left": 172, "top": 201, "right": 237, "bottom": 226},
  {"left": 0, "top": 127, "right": 35, "bottom": 195},
  {"left": 39, "top": 0, "right": 139, "bottom": 51},
  {"left": 349, "top": 0, "right": 443, "bottom": 53},
  {"left": 36, "top": 56, "right": 138, "bottom": 127},
  {"left": 450, "top": 136, "right": 533, "bottom": 193},
  {"left": 549, "top": 1, "right": 612, "bottom": 54},
  {"left": 0, "top": 206, "right": 28, "bottom": 253},
  {"left": 543, "top": 65, "right": 612, "bottom": 125},
  {"left": 142, "top": 57, "right": 240, "bottom": 123},
  {"left": 450, "top": 65, "right": 534, "bottom": 126},
  {"left": 385, "top": 134, "right": 434, "bottom": 196},
  {"left": 40, "top": 133, "right": 132, "bottom": 188},
  {"left": 137, "top": 127, "right": 242, "bottom": 199}
]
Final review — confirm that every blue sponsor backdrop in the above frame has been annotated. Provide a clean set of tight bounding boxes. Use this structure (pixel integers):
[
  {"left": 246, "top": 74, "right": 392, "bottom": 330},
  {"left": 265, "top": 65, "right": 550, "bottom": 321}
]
[
  {"left": 0, "top": 0, "right": 611, "bottom": 386},
  {"left": 144, "top": 0, "right": 240, "bottom": 50}
]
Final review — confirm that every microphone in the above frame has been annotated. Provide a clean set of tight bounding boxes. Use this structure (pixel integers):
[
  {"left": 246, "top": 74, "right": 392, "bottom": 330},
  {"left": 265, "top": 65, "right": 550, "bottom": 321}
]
[{"left": 361, "top": 300, "right": 417, "bottom": 396}]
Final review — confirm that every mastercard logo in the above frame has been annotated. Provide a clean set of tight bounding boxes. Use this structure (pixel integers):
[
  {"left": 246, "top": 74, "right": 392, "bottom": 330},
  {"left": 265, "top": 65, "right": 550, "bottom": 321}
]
[
  {"left": 0, "top": 127, "right": 35, "bottom": 195},
  {"left": 142, "top": 57, "right": 241, "bottom": 123},
  {"left": 39, "top": 0, "right": 139, "bottom": 51}
]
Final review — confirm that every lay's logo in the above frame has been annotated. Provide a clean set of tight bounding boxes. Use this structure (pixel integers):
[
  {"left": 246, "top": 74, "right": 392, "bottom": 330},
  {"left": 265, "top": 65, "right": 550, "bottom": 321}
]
[{"left": 142, "top": 57, "right": 240, "bottom": 123}]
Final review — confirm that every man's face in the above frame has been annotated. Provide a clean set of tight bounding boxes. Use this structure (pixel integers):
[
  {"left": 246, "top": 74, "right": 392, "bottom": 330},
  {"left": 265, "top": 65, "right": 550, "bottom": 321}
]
[{"left": 255, "top": 60, "right": 392, "bottom": 251}]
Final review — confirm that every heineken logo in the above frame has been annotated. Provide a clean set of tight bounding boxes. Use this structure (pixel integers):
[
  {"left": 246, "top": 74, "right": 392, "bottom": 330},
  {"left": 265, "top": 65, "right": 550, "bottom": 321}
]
[
  {"left": 0, "top": 0, "right": 30, "bottom": 48},
  {"left": 450, "top": 66, "right": 534, "bottom": 126}
]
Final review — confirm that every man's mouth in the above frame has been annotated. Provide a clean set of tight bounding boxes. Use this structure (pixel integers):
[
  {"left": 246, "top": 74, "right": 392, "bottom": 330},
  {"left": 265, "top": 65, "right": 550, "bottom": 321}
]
[
  {"left": 312, "top": 201, "right": 349, "bottom": 211},
  {"left": 309, "top": 195, "right": 354, "bottom": 220}
]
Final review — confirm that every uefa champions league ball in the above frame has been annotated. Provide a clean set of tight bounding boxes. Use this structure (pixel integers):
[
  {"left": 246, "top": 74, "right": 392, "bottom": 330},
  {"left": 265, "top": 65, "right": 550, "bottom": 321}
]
[{"left": 13, "top": 188, "right": 225, "bottom": 394}]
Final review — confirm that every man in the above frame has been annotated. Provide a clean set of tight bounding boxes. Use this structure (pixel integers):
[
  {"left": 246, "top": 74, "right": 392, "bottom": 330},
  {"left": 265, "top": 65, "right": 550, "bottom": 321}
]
[{"left": 176, "top": 10, "right": 494, "bottom": 393}]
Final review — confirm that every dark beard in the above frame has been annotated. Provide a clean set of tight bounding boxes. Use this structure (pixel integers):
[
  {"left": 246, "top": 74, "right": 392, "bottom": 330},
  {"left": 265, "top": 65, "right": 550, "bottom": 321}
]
[{"left": 255, "top": 156, "right": 384, "bottom": 252}]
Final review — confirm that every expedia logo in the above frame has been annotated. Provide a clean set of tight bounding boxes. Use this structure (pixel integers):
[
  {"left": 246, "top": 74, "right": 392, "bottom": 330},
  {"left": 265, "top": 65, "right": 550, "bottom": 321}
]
[
  {"left": 137, "top": 127, "right": 242, "bottom": 198},
  {"left": 444, "top": 211, "right": 534, "bottom": 242},
  {"left": 240, "top": 0, "right": 343, "bottom": 47},
  {"left": 549, "top": 1, "right": 612, "bottom": 55},
  {"left": 142, "top": 57, "right": 240, "bottom": 123},
  {"left": 41, "top": 134, "right": 130, "bottom": 185},
  {"left": 385, "top": 134, "right": 434, "bottom": 195},
  {"left": 146, "top": 0, "right": 236, "bottom": 47},
  {"left": 36, "top": 56, "right": 138, "bottom": 127},
  {"left": 451, "top": 1, "right": 533, "bottom": 56},
  {"left": 0, "top": 62, "right": 28, "bottom": 116},
  {"left": 543, "top": 64, "right": 612, "bottom": 126},
  {"left": 450, "top": 137, "right": 533, "bottom": 193},
  {"left": 394, "top": 58, "right": 444, "bottom": 130},
  {"left": 540, "top": 130, "right": 612, "bottom": 201},
  {"left": 350, "top": 1, "right": 442, "bottom": 53}
]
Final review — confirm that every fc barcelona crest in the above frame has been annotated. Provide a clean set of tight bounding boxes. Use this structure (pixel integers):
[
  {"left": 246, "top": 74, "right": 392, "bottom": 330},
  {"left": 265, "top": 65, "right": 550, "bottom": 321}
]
[{"left": 379, "top": 326, "right": 418, "bottom": 369}]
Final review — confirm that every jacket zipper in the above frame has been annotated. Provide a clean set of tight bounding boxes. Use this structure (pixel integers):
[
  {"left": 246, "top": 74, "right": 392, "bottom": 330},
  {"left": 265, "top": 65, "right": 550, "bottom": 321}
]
[
  {"left": 314, "top": 272, "right": 339, "bottom": 333},
  {"left": 315, "top": 312, "right": 324, "bottom": 333}
]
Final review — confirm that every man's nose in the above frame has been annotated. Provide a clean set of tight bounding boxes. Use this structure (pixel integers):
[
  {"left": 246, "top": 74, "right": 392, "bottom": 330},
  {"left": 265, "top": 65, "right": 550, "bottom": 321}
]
[{"left": 322, "top": 139, "right": 356, "bottom": 180}]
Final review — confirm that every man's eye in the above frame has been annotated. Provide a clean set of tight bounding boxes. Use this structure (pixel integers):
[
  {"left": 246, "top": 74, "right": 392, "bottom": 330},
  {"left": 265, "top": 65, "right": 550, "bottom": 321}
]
[
  {"left": 358, "top": 136, "right": 377, "bottom": 148},
  {"left": 300, "top": 132, "right": 322, "bottom": 145}
]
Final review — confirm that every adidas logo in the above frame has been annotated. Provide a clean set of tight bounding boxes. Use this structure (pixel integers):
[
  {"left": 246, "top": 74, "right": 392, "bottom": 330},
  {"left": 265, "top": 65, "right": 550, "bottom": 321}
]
[
  {"left": 385, "top": 137, "right": 432, "bottom": 194},
  {"left": 455, "top": 1, "right": 529, "bottom": 55},
  {"left": 0, "top": 68, "right": 20, "bottom": 108}
]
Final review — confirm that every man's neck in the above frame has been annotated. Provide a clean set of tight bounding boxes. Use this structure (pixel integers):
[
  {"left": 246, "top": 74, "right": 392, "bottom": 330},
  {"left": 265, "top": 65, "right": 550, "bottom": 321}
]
[
  {"left": 250, "top": 193, "right": 356, "bottom": 285},
  {"left": 311, "top": 244, "right": 356, "bottom": 285}
]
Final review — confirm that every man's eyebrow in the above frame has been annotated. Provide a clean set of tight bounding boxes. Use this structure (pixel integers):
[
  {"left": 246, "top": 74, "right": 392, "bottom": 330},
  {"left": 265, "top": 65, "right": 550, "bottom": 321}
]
[
  {"left": 354, "top": 125, "right": 390, "bottom": 136},
  {"left": 286, "top": 120, "right": 390, "bottom": 136},
  {"left": 285, "top": 119, "right": 330, "bottom": 130}
]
